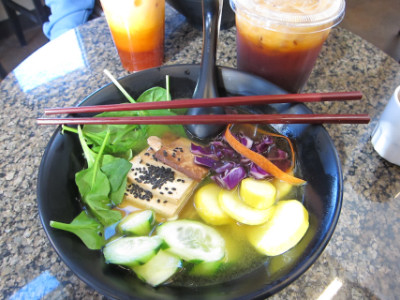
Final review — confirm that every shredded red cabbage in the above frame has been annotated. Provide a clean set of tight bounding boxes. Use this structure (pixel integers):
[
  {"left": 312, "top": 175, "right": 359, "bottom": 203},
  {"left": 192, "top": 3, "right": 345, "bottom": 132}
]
[{"left": 191, "top": 132, "right": 291, "bottom": 189}]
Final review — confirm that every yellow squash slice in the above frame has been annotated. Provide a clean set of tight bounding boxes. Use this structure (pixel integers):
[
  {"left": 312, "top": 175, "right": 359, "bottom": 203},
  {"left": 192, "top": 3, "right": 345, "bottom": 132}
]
[
  {"left": 194, "top": 183, "right": 233, "bottom": 225},
  {"left": 218, "top": 188, "right": 275, "bottom": 225},
  {"left": 239, "top": 178, "right": 276, "bottom": 209},
  {"left": 247, "top": 200, "right": 309, "bottom": 256}
]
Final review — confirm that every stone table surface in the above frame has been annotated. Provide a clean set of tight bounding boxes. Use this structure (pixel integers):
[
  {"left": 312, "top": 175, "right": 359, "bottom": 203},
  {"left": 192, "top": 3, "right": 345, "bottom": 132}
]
[{"left": 1, "top": 5, "right": 400, "bottom": 300}]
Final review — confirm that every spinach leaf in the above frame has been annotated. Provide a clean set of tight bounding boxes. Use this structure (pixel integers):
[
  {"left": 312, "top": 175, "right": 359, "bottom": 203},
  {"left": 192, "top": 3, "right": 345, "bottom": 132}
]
[
  {"left": 83, "top": 124, "right": 148, "bottom": 156},
  {"left": 137, "top": 86, "right": 168, "bottom": 103},
  {"left": 137, "top": 87, "right": 186, "bottom": 139},
  {"left": 75, "top": 166, "right": 121, "bottom": 226},
  {"left": 64, "top": 85, "right": 185, "bottom": 157},
  {"left": 85, "top": 193, "right": 122, "bottom": 226},
  {"left": 75, "top": 127, "right": 122, "bottom": 226},
  {"left": 77, "top": 123, "right": 96, "bottom": 168},
  {"left": 82, "top": 111, "right": 144, "bottom": 156},
  {"left": 50, "top": 211, "right": 104, "bottom": 250},
  {"left": 101, "top": 155, "right": 132, "bottom": 205}
]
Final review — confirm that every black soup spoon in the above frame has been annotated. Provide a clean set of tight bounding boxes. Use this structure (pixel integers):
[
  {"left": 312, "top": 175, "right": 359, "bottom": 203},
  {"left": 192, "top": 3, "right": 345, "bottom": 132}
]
[{"left": 185, "top": 0, "right": 226, "bottom": 140}]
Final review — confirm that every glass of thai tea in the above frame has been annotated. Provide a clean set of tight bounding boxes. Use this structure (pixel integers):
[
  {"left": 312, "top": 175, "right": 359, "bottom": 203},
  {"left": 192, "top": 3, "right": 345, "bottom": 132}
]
[
  {"left": 230, "top": 0, "right": 345, "bottom": 93},
  {"left": 100, "top": 0, "right": 165, "bottom": 72}
]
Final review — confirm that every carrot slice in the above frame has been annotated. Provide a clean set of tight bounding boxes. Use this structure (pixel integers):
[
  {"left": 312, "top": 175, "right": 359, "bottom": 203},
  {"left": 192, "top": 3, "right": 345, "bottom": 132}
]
[{"left": 224, "top": 125, "right": 306, "bottom": 185}]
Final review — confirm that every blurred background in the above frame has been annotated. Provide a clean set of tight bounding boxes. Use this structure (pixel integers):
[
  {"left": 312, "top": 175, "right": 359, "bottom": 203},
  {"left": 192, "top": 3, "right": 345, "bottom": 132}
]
[{"left": 0, "top": 0, "right": 399, "bottom": 79}]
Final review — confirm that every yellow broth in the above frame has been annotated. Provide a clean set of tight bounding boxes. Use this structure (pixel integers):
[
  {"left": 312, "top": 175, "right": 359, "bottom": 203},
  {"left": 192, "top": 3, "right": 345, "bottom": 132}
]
[{"left": 107, "top": 124, "right": 303, "bottom": 286}]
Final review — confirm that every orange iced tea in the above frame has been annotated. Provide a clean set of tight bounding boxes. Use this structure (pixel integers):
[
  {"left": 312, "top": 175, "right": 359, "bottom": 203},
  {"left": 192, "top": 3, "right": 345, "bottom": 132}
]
[
  {"left": 101, "top": 0, "right": 165, "bottom": 72},
  {"left": 231, "top": 0, "right": 345, "bottom": 93}
]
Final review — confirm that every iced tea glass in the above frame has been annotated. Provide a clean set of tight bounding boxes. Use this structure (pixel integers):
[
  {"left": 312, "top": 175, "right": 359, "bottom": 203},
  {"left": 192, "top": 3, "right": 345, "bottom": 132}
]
[
  {"left": 230, "top": 0, "right": 345, "bottom": 93},
  {"left": 101, "top": 0, "right": 165, "bottom": 72}
]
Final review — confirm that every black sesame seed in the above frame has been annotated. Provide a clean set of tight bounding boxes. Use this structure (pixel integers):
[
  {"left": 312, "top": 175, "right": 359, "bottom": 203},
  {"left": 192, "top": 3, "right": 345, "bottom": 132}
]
[
  {"left": 168, "top": 191, "right": 173, "bottom": 195},
  {"left": 126, "top": 183, "right": 153, "bottom": 201},
  {"left": 133, "top": 163, "right": 175, "bottom": 190},
  {"left": 163, "top": 150, "right": 168, "bottom": 157}
]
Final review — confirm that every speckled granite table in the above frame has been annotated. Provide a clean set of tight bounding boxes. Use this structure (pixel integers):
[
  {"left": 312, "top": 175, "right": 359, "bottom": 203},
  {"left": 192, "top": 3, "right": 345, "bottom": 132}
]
[{"left": 1, "top": 5, "right": 400, "bottom": 300}]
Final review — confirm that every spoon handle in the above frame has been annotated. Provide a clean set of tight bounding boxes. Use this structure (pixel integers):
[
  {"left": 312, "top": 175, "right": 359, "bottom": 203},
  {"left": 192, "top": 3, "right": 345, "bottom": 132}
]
[{"left": 192, "top": 0, "right": 223, "bottom": 99}]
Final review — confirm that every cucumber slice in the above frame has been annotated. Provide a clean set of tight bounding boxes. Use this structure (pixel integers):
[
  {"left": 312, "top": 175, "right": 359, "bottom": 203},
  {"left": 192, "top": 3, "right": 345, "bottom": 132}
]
[
  {"left": 133, "top": 250, "right": 181, "bottom": 286},
  {"left": 117, "top": 210, "right": 155, "bottom": 236},
  {"left": 103, "top": 236, "right": 162, "bottom": 267},
  {"left": 218, "top": 188, "right": 276, "bottom": 225},
  {"left": 157, "top": 220, "right": 225, "bottom": 263},
  {"left": 189, "top": 260, "right": 222, "bottom": 277}
]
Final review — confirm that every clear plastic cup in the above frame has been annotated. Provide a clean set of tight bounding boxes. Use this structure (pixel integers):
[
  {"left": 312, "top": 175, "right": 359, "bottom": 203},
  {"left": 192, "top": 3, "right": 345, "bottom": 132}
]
[
  {"left": 101, "top": 0, "right": 165, "bottom": 72},
  {"left": 230, "top": 0, "right": 345, "bottom": 93}
]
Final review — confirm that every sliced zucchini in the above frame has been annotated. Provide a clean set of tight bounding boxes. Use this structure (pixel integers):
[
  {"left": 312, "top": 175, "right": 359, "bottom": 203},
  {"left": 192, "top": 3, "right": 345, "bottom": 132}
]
[
  {"left": 194, "top": 183, "right": 233, "bottom": 225},
  {"left": 103, "top": 236, "right": 162, "bottom": 267},
  {"left": 157, "top": 220, "right": 225, "bottom": 263},
  {"left": 247, "top": 200, "right": 309, "bottom": 256},
  {"left": 117, "top": 210, "right": 155, "bottom": 236},
  {"left": 218, "top": 188, "right": 275, "bottom": 225},
  {"left": 132, "top": 250, "right": 181, "bottom": 286}
]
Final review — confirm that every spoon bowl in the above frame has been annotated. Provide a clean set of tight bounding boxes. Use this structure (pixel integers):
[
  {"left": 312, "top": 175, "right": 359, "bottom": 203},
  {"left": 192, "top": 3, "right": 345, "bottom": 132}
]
[{"left": 185, "top": 0, "right": 226, "bottom": 140}]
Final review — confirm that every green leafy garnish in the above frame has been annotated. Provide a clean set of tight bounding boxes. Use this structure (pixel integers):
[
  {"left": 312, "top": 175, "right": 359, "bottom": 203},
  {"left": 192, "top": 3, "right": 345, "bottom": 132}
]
[
  {"left": 75, "top": 126, "right": 123, "bottom": 226},
  {"left": 101, "top": 155, "right": 132, "bottom": 206},
  {"left": 52, "top": 75, "right": 187, "bottom": 250},
  {"left": 50, "top": 211, "right": 104, "bottom": 250}
]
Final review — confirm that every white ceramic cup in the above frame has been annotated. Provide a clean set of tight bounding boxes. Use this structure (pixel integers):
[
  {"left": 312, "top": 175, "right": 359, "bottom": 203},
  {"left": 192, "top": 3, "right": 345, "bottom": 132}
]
[{"left": 371, "top": 85, "right": 400, "bottom": 166}]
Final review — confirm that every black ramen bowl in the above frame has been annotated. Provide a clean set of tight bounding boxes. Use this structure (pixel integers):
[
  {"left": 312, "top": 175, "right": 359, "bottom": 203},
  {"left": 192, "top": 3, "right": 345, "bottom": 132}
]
[
  {"left": 37, "top": 65, "right": 343, "bottom": 300},
  {"left": 167, "top": 0, "right": 235, "bottom": 29}
]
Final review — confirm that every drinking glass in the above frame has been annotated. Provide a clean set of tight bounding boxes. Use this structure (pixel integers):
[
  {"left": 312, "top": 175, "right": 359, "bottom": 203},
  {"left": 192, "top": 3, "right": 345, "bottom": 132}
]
[
  {"left": 101, "top": 0, "right": 165, "bottom": 72},
  {"left": 230, "top": 0, "right": 345, "bottom": 93}
]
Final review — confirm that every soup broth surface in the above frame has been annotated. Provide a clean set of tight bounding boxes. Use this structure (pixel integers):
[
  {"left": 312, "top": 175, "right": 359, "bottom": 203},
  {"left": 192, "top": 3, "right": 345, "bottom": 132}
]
[{"left": 105, "top": 123, "right": 303, "bottom": 287}]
